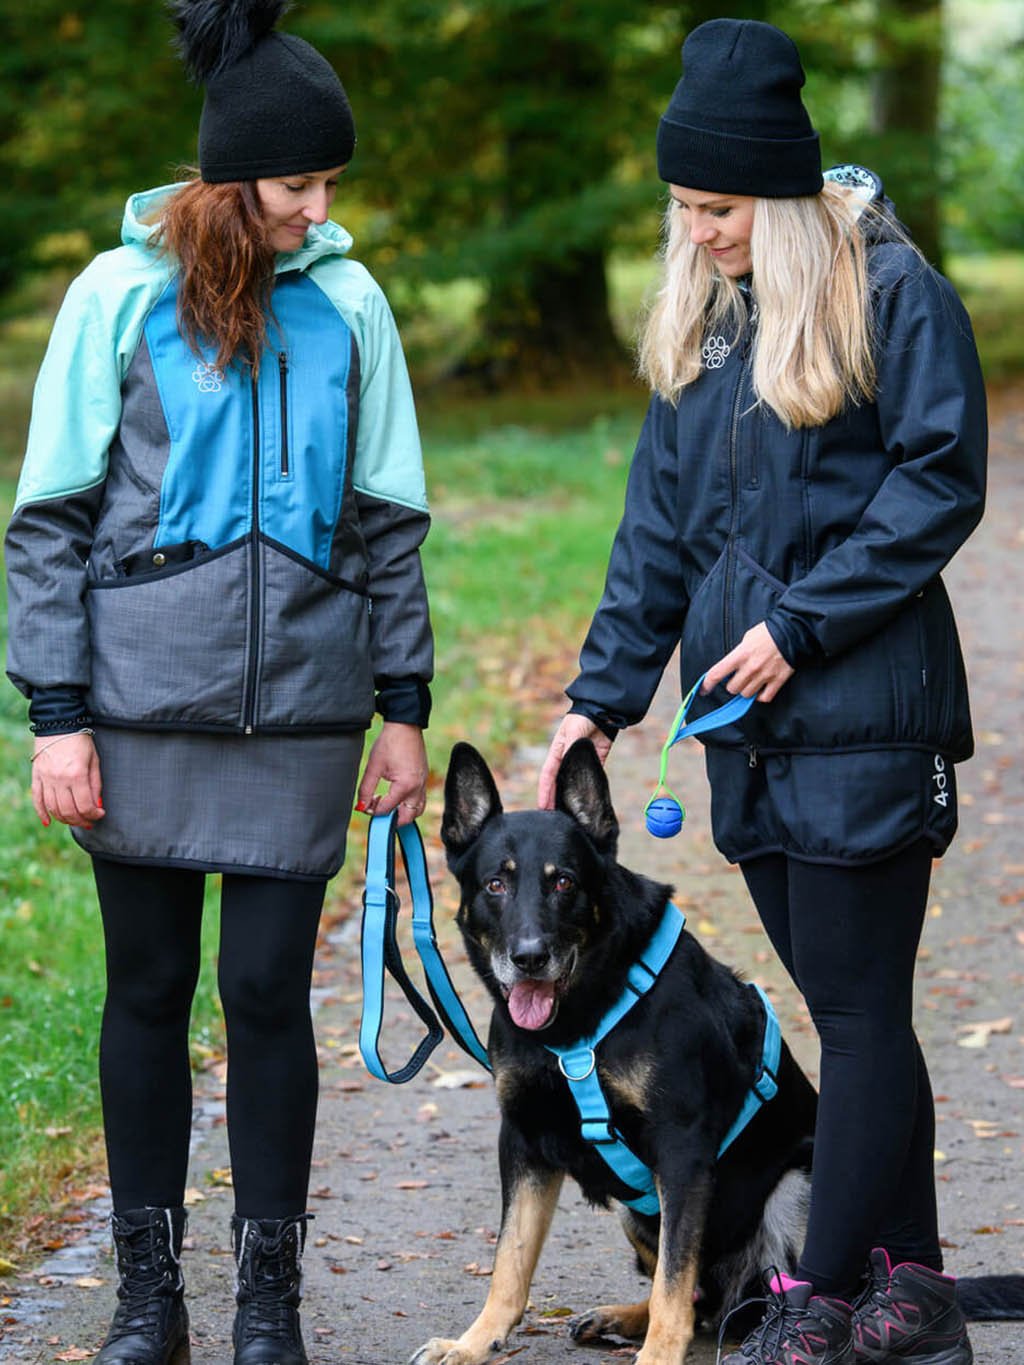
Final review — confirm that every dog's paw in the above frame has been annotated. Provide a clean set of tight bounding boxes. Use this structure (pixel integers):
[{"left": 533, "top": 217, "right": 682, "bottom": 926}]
[
  {"left": 409, "top": 1339, "right": 479, "bottom": 1365},
  {"left": 571, "top": 1302, "right": 648, "bottom": 1343}
]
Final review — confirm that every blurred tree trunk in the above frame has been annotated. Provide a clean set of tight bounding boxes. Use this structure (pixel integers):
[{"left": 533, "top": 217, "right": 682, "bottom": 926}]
[
  {"left": 872, "top": 0, "right": 943, "bottom": 265},
  {"left": 475, "top": 12, "right": 628, "bottom": 388}
]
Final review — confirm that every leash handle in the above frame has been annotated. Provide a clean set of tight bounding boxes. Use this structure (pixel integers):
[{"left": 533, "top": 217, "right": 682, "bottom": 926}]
[
  {"left": 359, "top": 812, "right": 444, "bottom": 1083},
  {"left": 359, "top": 813, "right": 491, "bottom": 1085}
]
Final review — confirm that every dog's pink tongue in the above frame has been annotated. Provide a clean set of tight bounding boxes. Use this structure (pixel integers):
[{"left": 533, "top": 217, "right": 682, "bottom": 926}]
[{"left": 508, "top": 979, "right": 556, "bottom": 1030}]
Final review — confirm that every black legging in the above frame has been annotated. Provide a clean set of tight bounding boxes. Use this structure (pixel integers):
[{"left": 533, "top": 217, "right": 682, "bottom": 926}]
[
  {"left": 92, "top": 857, "right": 326, "bottom": 1220},
  {"left": 741, "top": 840, "right": 942, "bottom": 1299}
]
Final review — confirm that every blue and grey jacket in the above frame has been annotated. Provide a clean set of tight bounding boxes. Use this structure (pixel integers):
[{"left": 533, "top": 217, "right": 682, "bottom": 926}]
[
  {"left": 568, "top": 179, "right": 987, "bottom": 761},
  {"left": 5, "top": 185, "right": 433, "bottom": 735}
]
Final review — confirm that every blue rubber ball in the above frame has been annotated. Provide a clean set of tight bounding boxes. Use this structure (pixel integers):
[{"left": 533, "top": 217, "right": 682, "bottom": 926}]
[{"left": 645, "top": 796, "right": 684, "bottom": 839}]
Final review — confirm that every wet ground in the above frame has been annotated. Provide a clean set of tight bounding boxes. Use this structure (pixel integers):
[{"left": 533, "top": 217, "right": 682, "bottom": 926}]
[{"left": 2, "top": 411, "right": 1022, "bottom": 1363}]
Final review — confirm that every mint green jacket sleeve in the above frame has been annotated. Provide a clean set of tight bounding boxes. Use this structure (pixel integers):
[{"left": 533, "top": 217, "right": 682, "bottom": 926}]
[
  {"left": 5, "top": 249, "right": 166, "bottom": 695},
  {"left": 311, "top": 259, "right": 433, "bottom": 722}
]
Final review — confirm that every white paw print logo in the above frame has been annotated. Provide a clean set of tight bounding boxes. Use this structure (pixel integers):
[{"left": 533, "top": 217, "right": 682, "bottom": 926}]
[
  {"left": 191, "top": 361, "right": 224, "bottom": 393},
  {"left": 701, "top": 335, "right": 731, "bottom": 369}
]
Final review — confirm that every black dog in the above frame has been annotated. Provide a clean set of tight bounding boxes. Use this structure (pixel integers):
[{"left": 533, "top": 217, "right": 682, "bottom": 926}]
[{"left": 412, "top": 739, "right": 819, "bottom": 1365}]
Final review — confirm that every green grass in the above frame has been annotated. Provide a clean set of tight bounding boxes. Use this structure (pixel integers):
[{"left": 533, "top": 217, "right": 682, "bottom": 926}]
[{"left": 948, "top": 252, "right": 1024, "bottom": 382}]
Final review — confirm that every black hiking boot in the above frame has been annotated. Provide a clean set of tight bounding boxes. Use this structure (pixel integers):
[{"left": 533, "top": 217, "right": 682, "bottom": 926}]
[
  {"left": 96, "top": 1206, "right": 189, "bottom": 1365},
  {"left": 721, "top": 1273, "right": 855, "bottom": 1364},
  {"left": 851, "top": 1248, "right": 973, "bottom": 1364},
  {"left": 231, "top": 1214, "right": 311, "bottom": 1365}
]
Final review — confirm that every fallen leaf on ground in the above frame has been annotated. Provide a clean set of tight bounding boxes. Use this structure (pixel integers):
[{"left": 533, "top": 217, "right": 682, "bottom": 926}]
[
  {"left": 433, "top": 1070, "right": 488, "bottom": 1090},
  {"left": 957, "top": 1017, "right": 1013, "bottom": 1049}
]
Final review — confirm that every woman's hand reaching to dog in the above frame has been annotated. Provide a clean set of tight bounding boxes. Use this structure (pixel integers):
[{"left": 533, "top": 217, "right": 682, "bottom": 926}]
[
  {"left": 538, "top": 714, "right": 613, "bottom": 810},
  {"left": 356, "top": 722, "right": 429, "bottom": 826}
]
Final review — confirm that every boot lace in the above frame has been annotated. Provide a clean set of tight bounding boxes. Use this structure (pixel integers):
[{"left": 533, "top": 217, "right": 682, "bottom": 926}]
[
  {"left": 107, "top": 1226, "right": 179, "bottom": 1342},
  {"left": 715, "top": 1270, "right": 806, "bottom": 1364},
  {"left": 238, "top": 1257, "right": 301, "bottom": 1341},
  {"left": 850, "top": 1261, "right": 890, "bottom": 1323}
]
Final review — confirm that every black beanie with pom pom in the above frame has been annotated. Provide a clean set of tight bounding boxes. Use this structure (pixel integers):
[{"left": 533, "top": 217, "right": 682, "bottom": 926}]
[{"left": 170, "top": 0, "right": 356, "bottom": 182}]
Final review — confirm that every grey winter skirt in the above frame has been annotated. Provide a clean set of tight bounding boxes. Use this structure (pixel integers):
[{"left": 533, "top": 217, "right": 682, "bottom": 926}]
[{"left": 74, "top": 727, "right": 366, "bottom": 881}]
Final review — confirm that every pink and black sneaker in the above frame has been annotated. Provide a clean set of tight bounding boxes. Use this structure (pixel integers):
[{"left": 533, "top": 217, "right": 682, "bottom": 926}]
[
  {"left": 851, "top": 1248, "right": 973, "bottom": 1364},
  {"left": 720, "top": 1273, "right": 855, "bottom": 1365}
]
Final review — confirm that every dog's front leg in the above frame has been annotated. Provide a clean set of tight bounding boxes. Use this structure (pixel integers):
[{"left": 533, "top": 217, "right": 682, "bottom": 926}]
[
  {"left": 635, "top": 1165, "right": 713, "bottom": 1365},
  {"left": 410, "top": 1154, "right": 564, "bottom": 1365}
]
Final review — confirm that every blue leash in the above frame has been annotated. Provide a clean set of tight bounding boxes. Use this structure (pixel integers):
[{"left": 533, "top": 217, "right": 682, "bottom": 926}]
[
  {"left": 644, "top": 671, "right": 755, "bottom": 838},
  {"left": 359, "top": 812, "right": 490, "bottom": 1083}
]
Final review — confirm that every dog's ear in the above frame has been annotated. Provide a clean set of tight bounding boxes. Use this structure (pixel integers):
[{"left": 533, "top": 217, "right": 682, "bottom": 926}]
[
  {"left": 442, "top": 742, "right": 503, "bottom": 858},
  {"left": 555, "top": 738, "right": 619, "bottom": 856}
]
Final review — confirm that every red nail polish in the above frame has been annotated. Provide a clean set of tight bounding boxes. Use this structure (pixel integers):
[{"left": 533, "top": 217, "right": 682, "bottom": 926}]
[
  {"left": 355, "top": 800, "right": 367, "bottom": 813},
  {"left": 97, "top": 797, "right": 104, "bottom": 810}
]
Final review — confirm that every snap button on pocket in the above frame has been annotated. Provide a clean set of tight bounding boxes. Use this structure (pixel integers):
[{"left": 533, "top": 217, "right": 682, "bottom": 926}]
[{"left": 152, "top": 552, "right": 166, "bottom": 567}]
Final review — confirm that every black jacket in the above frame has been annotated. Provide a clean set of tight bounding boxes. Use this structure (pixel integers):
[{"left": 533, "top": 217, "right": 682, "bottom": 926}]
[{"left": 568, "top": 232, "right": 987, "bottom": 763}]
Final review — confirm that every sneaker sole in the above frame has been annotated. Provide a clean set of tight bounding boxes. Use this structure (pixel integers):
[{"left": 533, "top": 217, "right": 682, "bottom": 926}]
[{"left": 863, "top": 1344, "right": 972, "bottom": 1365}]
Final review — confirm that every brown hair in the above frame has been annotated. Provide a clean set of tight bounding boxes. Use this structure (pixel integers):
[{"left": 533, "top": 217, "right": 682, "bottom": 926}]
[{"left": 151, "top": 176, "right": 275, "bottom": 375}]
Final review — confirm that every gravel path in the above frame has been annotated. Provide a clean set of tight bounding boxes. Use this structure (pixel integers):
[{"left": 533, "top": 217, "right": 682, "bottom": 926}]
[{"left": 2, "top": 407, "right": 1022, "bottom": 1364}]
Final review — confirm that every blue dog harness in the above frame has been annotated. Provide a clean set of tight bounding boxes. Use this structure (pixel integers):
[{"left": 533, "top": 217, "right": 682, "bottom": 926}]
[
  {"left": 358, "top": 814, "right": 782, "bottom": 1213},
  {"left": 545, "top": 902, "right": 781, "bottom": 1214}
]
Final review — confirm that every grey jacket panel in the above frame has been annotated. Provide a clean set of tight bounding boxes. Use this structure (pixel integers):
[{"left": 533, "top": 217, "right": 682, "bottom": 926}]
[
  {"left": 354, "top": 491, "right": 434, "bottom": 688},
  {"left": 89, "top": 335, "right": 169, "bottom": 579},
  {"left": 256, "top": 538, "right": 375, "bottom": 730},
  {"left": 5, "top": 482, "right": 106, "bottom": 696},
  {"left": 86, "top": 543, "right": 249, "bottom": 726}
]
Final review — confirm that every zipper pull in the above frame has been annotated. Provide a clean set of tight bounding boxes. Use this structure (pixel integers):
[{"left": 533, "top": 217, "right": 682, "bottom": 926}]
[{"left": 748, "top": 746, "right": 759, "bottom": 769}]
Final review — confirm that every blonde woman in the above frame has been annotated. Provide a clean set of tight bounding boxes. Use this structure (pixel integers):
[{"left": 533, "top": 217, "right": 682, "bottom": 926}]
[{"left": 539, "top": 19, "right": 985, "bottom": 1365}]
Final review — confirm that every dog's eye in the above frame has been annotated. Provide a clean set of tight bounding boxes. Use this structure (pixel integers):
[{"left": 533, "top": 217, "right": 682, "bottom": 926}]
[
  {"left": 554, "top": 873, "right": 575, "bottom": 893},
  {"left": 486, "top": 877, "right": 506, "bottom": 895}
]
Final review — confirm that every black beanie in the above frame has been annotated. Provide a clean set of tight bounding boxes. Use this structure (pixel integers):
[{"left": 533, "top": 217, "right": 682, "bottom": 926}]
[
  {"left": 171, "top": 1, "right": 356, "bottom": 183},
  {"left": 656, "top": 19, "right": 822, "bottom": 198}
]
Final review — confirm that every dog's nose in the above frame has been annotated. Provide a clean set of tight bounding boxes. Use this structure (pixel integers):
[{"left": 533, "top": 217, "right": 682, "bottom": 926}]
[{"left": 510, "top": 937, "right": 550, "bottom": 977}]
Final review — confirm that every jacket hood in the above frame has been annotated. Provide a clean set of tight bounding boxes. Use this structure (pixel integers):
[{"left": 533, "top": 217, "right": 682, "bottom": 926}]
[
  {"left": 822, "top": 163, "right": 907, "bottom": 246},
  {"left": 120, "top": 183, "right": 354, "bottom": 270}
]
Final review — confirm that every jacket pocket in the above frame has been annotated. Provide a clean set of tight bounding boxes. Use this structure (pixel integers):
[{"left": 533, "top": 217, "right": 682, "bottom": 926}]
[
  {"left": 87, "top": 542, "right": 248, "bottom": 726},
  {"left": 257, "top": 541, "right": 375, "bottom": 730}
]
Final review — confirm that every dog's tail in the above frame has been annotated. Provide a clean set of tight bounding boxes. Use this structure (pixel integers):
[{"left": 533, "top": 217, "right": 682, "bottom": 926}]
[{"left": 958, "top": 1275, "right": 1024, "bottom": 1321}]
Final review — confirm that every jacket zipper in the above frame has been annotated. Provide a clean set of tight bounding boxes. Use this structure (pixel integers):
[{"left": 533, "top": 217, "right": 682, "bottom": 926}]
[
  {"left": 723, "top": 329, "right": 753, "bottom": 650},
  {"left": 243, "top": 376, "right": 262, "bottom": 734},
  {"left": 278, "top": 352, "right": 289, "bottom": 477}
]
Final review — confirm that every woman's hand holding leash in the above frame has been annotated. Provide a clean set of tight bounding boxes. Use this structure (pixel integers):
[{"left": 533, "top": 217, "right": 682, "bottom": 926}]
[
  {"left": 702, "top": 621, "right": 794, "bottom": 703},
  {"left": 538, "top": 714, "right": 613, "bottom": 810},
  {"left": 356, "top": 722, "right": 429, "bottom": 826},
  {"left": 31, "top": 731, "right": 104, "bottom": 829}
]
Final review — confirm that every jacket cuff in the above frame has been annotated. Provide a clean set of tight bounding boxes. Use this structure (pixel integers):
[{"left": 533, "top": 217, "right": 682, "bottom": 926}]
[
  {"left": 375, "top": 675, "right": 432, "bottom": 728},
  {"left": 764, "top": 612, "right": 823, "bottom": 669},
  {"left": 29, "top": 685, "right": 92, "bottom": 736},
  {"left": 568, "top": 702, "right": 622, "bottom": 742}
]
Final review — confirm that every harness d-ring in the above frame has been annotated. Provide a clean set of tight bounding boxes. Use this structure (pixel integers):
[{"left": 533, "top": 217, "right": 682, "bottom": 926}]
[{"left": 557, "top": 1049, "right": 596, "bottom": 1082}]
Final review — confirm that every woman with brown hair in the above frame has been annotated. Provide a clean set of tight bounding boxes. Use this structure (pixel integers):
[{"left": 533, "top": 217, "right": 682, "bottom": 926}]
[{"left": 4, "top": 3, "right": 432, "bottom": 1362}]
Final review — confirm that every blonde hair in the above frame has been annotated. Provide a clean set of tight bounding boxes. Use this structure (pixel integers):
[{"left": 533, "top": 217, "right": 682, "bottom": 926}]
[{"left": 638, "top": 182, "right": 880, "bottom": 429}]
